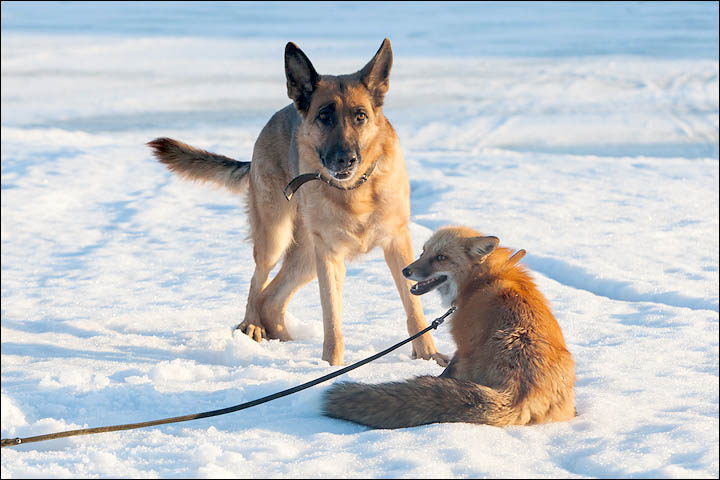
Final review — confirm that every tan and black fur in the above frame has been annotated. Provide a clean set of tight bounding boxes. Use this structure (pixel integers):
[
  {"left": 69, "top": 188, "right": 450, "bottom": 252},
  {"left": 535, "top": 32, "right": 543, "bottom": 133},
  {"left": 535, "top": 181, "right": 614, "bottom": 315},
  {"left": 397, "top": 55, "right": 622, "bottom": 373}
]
[
  {"left": 148, "top": 39, "right": 447, "bottom": 366},
  {"left": 323, "top": 226, "right": 575, "bottom": 428}
]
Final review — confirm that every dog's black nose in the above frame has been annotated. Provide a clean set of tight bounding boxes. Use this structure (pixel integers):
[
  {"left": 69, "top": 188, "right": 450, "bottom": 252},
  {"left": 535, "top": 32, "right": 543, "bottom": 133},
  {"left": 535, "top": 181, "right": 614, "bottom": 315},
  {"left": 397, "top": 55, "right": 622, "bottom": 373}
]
[
  {"left": 402, "top": 267, "right": 411, "bottom": 278},
  {"left": 335, "top": 153, "right": 357, "bottom": 169}
]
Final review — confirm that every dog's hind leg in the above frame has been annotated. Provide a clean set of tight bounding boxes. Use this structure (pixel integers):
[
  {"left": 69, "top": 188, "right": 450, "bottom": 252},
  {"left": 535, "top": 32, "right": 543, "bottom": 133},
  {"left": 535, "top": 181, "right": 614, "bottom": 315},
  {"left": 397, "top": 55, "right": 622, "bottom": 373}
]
[
  {"left": 236, "top": 184, "right": 295, "bottom": 342},
  {"left": 256, "top": 224, "right": 316, "bottom": 340},
  {"left": 237, "top": 251, "right": 278, "bottom": 342}
]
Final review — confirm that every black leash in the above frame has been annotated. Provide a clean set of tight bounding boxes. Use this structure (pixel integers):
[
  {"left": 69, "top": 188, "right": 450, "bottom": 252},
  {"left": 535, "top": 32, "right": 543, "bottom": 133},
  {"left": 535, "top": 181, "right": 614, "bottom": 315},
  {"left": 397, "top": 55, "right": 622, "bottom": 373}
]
[{"left": 1, "top": 306, "right": 455, "bottom": 448}]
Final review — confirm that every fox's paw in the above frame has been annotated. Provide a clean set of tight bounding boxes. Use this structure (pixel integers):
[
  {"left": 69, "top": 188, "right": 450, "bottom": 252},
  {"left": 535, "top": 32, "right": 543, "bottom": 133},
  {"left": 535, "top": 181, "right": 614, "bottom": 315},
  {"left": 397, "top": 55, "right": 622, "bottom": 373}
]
[
  {"left": 412, "top": 348, "right": 450, "bottom": 367},
  {"left": 234, "top": 320, "right": 267, "bottom": 342}
]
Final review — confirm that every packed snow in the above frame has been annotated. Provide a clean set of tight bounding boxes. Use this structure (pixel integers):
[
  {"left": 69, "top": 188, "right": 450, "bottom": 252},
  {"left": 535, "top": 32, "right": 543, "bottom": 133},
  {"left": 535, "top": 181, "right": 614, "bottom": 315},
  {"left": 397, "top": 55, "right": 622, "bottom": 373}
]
[{"left": 1, "top": 1, "right": 718, "bottom": 478}]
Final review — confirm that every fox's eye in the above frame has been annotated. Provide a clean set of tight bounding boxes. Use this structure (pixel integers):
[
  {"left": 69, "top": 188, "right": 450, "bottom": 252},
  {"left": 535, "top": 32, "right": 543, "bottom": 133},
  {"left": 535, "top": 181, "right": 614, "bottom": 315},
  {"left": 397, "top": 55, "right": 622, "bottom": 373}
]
[
  {"left": 435, "top": 254, "right": 447, "bottom": 262},
  {"left": 355, "top": 111, "right": 367, "bottom": 123}
]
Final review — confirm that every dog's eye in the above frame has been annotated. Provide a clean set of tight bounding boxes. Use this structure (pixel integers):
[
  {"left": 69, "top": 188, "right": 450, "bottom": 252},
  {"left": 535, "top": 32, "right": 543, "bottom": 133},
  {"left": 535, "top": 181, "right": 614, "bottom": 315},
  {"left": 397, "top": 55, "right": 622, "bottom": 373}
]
[
  {"left": 355, "top": 111, "right": 367, "bottom": 123},
  {"left": 317, "top": 111, "right": 331, "bottom": 124},
  {"left": 435, "top": 255, "right": 447, "bottom": 262}
]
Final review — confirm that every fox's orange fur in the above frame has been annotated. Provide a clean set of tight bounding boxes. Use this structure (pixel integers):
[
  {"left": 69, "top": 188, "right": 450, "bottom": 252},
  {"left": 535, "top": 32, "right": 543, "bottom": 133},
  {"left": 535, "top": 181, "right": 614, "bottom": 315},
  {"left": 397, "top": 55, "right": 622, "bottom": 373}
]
[{"left": 323, "top": 226, "right": 575, "bottom": 428}]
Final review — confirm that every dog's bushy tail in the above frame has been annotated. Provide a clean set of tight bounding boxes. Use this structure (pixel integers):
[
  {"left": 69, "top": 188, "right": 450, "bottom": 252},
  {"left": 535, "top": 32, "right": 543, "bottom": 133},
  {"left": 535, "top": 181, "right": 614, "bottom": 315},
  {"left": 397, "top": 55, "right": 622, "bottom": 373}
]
[
  {"left": 322, "top": 376, "right": 513, "bottom": 429},
  {"left": 148, "top": 137, "right": 250, "bottom": 194}
]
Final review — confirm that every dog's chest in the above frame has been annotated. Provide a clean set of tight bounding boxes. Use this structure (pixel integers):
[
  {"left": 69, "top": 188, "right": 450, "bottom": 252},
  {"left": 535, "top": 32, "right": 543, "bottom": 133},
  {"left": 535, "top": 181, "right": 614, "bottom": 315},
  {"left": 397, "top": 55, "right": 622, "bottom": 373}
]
[
  {"left": 311, "top": 208, "right": 388, "bottom": 256},
  {"left": 302, "top": 178, "right": 405, "bottom": 256}
]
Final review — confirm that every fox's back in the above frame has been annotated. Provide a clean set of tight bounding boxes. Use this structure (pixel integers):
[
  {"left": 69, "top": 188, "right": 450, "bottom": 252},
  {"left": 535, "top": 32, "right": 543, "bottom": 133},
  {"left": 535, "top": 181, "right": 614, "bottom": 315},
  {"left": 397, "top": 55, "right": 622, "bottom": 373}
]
[{"left": 449, "top": 255, "right": 575, "bottom": 423}]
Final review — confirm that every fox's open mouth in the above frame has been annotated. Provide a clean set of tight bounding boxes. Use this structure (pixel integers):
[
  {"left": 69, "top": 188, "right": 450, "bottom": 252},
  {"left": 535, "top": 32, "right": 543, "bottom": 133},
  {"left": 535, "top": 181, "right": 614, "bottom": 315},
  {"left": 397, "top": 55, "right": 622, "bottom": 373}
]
[{"left": 410, "top": 275, "right": 448, "bottom": 295}]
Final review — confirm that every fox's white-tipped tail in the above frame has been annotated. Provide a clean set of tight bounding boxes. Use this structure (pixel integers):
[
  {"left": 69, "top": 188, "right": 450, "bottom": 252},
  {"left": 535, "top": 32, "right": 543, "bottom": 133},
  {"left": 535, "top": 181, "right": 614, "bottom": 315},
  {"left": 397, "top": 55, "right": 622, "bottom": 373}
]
[{"left": 323, "top": 376, "right": 513, "bottom": 429}]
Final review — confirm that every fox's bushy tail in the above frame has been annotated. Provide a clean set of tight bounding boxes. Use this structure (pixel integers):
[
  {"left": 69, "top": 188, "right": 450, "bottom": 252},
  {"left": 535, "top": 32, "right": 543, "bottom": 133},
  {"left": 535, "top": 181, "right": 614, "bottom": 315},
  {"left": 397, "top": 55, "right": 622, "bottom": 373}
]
[
  {"left": 148, "top": 137, "right": 250, "bottom": 193},
  {"left": 322, "top": 376, "right": 512, "bottom": 429}
]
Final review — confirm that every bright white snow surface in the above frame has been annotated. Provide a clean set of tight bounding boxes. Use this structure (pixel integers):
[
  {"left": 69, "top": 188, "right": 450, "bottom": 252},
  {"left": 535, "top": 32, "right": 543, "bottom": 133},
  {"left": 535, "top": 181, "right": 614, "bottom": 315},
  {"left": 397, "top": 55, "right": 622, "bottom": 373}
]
[{"left": 1, "top": 1, "right": 718, "bottom": 478}]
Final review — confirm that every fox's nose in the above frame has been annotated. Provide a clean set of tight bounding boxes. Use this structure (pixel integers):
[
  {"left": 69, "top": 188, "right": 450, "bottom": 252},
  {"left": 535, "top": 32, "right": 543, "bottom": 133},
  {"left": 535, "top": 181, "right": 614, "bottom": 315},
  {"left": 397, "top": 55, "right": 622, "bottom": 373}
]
[{"left": 402, "top": 267, "right": 412, "bottom": 278}]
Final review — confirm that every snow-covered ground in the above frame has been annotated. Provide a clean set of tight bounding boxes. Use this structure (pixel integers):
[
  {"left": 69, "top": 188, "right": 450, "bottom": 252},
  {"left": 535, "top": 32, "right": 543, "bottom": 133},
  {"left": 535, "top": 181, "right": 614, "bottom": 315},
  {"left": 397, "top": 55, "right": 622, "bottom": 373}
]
[{"left": 1, "top": 1, "right": 718, "bottom": 478}]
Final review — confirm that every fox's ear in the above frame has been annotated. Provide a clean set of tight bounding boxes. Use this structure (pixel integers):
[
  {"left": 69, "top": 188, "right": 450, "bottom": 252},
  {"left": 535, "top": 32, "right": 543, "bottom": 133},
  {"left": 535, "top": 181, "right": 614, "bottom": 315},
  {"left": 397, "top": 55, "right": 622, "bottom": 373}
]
[
  {"left": 507, "top": 249, "right": 526, "bottom": 266},
  {"left": 285, "top": 42, "right": 320, "bottom": 112},
  {"left": 359, "top": 38, "right": 392, "bottom": 107},
  {"left": 469, "top": 236, "right": 499, "bottom": 259}
]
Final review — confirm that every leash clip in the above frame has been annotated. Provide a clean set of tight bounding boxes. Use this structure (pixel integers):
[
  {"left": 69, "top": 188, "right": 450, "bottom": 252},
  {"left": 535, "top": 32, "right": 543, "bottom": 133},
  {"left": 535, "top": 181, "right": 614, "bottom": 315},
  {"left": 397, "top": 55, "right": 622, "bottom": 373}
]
[{"left": 431, "top": 306, "right": 456, "bottom": 329}]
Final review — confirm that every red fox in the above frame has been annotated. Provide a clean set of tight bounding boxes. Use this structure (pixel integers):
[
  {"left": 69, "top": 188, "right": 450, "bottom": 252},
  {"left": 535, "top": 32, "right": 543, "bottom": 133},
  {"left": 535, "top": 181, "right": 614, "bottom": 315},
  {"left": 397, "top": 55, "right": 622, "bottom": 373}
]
[{"left": 322, "top": 225, "right": 575, "bottom": 428}]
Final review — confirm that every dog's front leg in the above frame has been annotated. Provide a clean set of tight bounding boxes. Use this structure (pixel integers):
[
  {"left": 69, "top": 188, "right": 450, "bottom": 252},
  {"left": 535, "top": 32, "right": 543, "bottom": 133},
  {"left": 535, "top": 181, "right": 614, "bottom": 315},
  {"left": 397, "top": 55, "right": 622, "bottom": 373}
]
[
  {"left": 384, "top": 231, "right": 449, "bottom": 367},
  {"left": 315, "top": 248, "right": 346, "bottom": 366}
]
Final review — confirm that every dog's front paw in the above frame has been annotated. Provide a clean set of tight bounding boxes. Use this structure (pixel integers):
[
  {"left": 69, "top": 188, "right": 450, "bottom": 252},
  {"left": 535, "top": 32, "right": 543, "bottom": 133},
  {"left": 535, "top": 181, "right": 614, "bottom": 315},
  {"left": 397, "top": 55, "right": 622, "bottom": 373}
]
[
  {"left": 430, "top": 352, "right": 451, "bottom": 367},
  {"left": 412, "top": 348, "right": 450, "bottom": 367},
  {"left": 234, "top": 320, "right": 267, "bottom": 342}
]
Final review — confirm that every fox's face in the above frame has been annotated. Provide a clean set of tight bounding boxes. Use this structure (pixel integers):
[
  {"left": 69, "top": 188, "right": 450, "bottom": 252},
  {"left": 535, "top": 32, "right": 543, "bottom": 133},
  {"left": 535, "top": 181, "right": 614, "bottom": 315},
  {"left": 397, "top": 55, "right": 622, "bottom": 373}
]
[
  {"left": 403, "top": 228, "right": 499, "bottom": 306},
  {"left": 285, "top": 39, "right": 392, "bottom": 182}
]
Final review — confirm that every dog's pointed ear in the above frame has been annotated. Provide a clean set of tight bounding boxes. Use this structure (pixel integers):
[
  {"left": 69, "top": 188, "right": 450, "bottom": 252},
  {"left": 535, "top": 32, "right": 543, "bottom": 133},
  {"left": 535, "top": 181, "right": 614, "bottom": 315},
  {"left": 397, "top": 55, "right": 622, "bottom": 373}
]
[
  {"left": 468, "top": 236, "right": 499, "bottom": 260},
  {"left": 359, "top": 38, "right": 393, "bottom": 107},
  {"left": 285, "top": 42, "right": 319, "bottom": 113}
]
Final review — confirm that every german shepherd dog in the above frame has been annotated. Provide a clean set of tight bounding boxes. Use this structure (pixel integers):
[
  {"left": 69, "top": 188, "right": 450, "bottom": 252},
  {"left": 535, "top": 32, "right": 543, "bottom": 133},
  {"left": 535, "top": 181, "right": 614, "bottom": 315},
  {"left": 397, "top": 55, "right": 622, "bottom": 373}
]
[{"left": 148, "top": 39, "right": 447, "bottom": 366}]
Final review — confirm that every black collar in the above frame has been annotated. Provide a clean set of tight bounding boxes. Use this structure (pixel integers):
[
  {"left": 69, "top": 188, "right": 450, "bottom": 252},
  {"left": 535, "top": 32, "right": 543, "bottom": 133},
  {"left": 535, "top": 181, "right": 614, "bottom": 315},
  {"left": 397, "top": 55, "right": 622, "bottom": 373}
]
[{"left": 283, "top": 158, "right": 379, "bottom": 201}]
